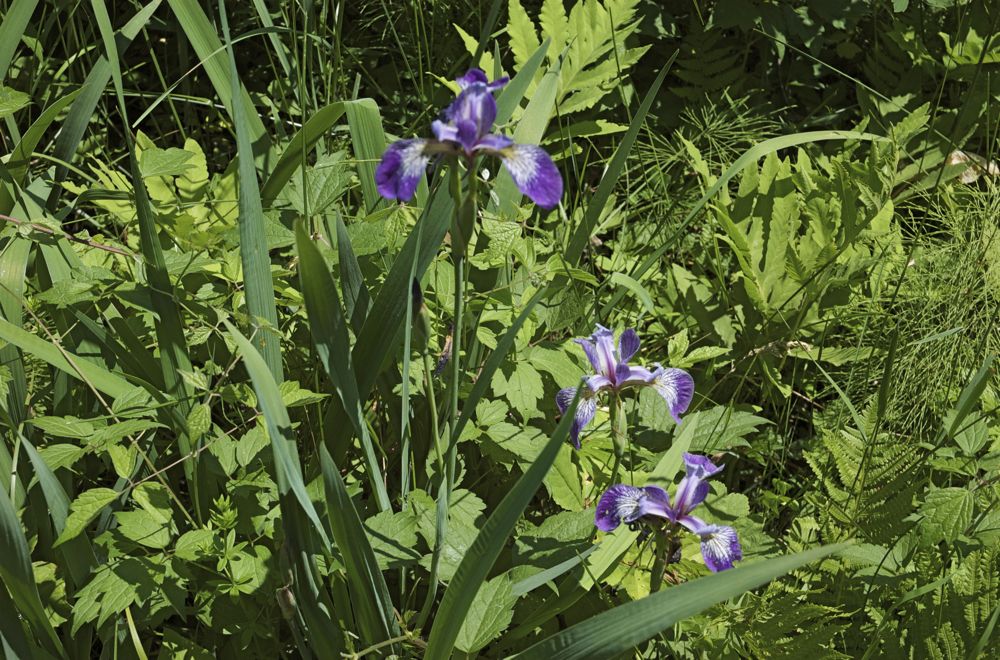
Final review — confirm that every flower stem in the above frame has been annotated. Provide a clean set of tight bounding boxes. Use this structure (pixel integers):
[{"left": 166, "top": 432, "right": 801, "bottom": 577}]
[
  {"left": 650, "top": 531, "right": 669, "bottom": 593},
  {"left": 608, "top": 394, "right": 627, "bottom": 486}
]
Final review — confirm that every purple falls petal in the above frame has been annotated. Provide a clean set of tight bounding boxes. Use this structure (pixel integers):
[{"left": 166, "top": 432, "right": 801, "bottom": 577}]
[
  {"left": 650, "top": 366, "right": 695, "bottom": 424},
  {"left": 376, "top": 139, "right": 430, "bottom": 201},
  {"left": 498, "top": 144, "right": 563, "bottom": 209},
  {"left": 618, "top": 328, "right": 640, "bottom": 363},
  {"left": 556, "top": 386, "right": 597, "bottom": 449},
  {"left": 595, "top": 484, "right": 670, "bottom": 532},
  {"left": 697, "top": 524, "right": 742, "bottom": 572}
]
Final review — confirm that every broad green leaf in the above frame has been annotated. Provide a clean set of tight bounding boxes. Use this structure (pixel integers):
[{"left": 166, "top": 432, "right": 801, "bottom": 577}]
[
  {"left": 455, "top": 574, "right": 516, "bottom": 653},
  {"left": 0, "top": 86, "right": 29, "bottom": 118},
  {"left": 138, "top": 146, "right": 193, "bottom": 178},
  {"left": 919, "top": 488, "right": 973, "bottom": 543},
  {"left": 515, "top": 544, "right": 847, "bottom": 659},
  {"left": 54, "top": 487, "right": 120, "bottom": 547},
  {"left": 164, "top": 0, "right": 268, "bottom": 149}
]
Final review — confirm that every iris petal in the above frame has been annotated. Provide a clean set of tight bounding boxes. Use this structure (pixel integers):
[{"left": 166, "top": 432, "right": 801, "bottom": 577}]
[
  {"left": 680, "top": 517, "right": 742, "bottom": 572},
  {"left": 595, "top": 484, "right": 671, "bottom": 532},
  {"left": 650, "top": 366, "right": 695, "bottom": 424},
  {"left": 498, "top": 144, "right": 563, "bottom": 209},
  {"left": 556, "top": 386, "right": 597, "bottom": 449},
  {"left": 375, "top": 139, "right": 430, "bottom": 202},
  {"left": 618, "top": 328, "right": 640, "bottom": 362}
]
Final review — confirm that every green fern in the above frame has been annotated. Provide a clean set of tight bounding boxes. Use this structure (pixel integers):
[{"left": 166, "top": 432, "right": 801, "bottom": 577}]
[{"left": 504, "top": 0, "right": 649, "bottom": 115}]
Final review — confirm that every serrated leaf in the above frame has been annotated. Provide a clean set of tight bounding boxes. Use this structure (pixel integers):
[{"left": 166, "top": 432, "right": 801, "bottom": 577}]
[
  {"left": 544, "top": 444, "right": 584, "bottom": 511},
  {"left": 139, "top": 146, "right": 193, "bottom": 178},
  {"left": 920, "top": 487, "right": 973, "bottom": 543},
  {"left": 365, "top": 508, "right": 422, "bottom": 570},
  {"left": 455, "top": 574, "right": 517, "bottom": 653},
  {"left": 0, "top": 85, "right": 30, "bottom": 118},
  {"left": 31, "top": 415, "right": 95, "bottom": 439},
  {"left": 54, "top": 488, "right": 120, "bottom": 548},
  {"left": 114, "top": 510, "right": 171, "bottom": 548}
]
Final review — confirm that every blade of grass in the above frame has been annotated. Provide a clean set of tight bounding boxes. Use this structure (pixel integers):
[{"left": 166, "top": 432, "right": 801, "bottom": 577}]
[
  {"left": 564, "top": 55, "right": 675, "bottom": 262},
  {"left": 0, "top": 89, "right": 82, "bottom": 214},
  {"left": 495, "top": 39, "right": 550, "bottom": 127},
  {"left": 491, "top": 52, "right": 560, "bottom": 219},
  {"left": 329, "top": 212, "right": 371, "bottom": 332},
  {"left": 515, "top": 544, "right": 847, "bottom": 660},
  {"left": 345, "top": 98, "right": 389, "bottom": 214},
  {"left": 0, "top": 0, "right": 37, "bottom": 81},
  {"left": 0, "top": 316, "right": 132, "bottom": 398},
  {"left": 0, "top": 583, "right": 33, "bottom": 659},
  {"left": 225, "top": 320, "right": 344, "bottom": 655},
  {"left": 319, "top": 445, "right": 398, "bottom": 647},
  {"left": 0, "top": 235, "right": 30, "bottom": 428},
  {"left": 0, "top": 472, "right": 65, "bottom": 657},
  {"left": 260, "top": 101, "right": 345, "bottom": 206},
  {"left": 294, "top": 220, "right": 390, "bottom": 511},
  {"left": 164, "top": 0, "right": 269, "bottom": 153},
  {"left": 91, "top": 0, "right": 199, "bottom": 510},
  {"left": 21, "top": 436, "right": 97, "bottom": 587},
  {"left": 47, "top": 0, "right": 162, "bottom": 210},
  {"left": 224, "top": 320, "right": 330, "bottom": 546},
  {"left": 220, "top": 0, "right": 283, "bottom": 380},
  {"left": 424, "top": 388, "right": 581, "bottom": 659}
]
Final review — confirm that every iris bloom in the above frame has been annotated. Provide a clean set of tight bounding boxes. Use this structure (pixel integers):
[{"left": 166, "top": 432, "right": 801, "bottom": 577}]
[
  {"left": 375, "top": 69, "right": 563, "bottom": 208},
  {"left": 555, "top": 325, "right": 694, "bottom": 447},
  {"left": 594, "top": 453, "right": 743, "bottom": 572}
]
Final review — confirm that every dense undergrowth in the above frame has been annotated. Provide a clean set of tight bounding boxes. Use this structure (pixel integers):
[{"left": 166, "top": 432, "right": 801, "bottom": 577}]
[{"left": 1, "top": 0, "right": 998, "bottom": 658}]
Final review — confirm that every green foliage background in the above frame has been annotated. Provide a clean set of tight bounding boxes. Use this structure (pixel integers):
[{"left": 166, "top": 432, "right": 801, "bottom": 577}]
[{"left": 0, "top": 0, "right": 998, "bottom": 657}]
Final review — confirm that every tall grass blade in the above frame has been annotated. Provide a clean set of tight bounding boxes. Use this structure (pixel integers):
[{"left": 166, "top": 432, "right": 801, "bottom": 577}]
[
  {"left": 91, "top": 0, "right": 198, "bottom": 503},
  {"left": 345, "top": 98, "right": 388, "bottom": 214},
  {"left": 319, "top": 445, "right": 399, "bottom": 646},
  {"left": 0, "top": 474, "right": 65, "bottom": 657},
  {"left": 21, "top": 437, "right": 97, "bottom": 587},
  {"left": 0, "top": 235, "right": 30, "bottom": 428},
  {"left": 330, "top": 212, "right": 371, "bottom": 332},
  {"left": 260, "top": 101, "right": 345, "bottom": 206},
  {"left": 0, "top": 316, "right": 132, "bottom": 398},
  {"left": 515, "top": 544, "right": 847, "bottom": 660},
  {"left": 164, "top": 0, "right": 269, "bottom": 152},
  {"left": 47, "top": 0, "right": 162, "bottom": 209},
  {"left": 424, "top": 389, "right": 581, "bottom": 659},
  {"left": 0, "top": 0, "right": 37, "bottom": 80},
  {"left": 564, "top": 55, "right": 675, "bottom": 263},
  {"left": 0, "top": 89, "right": 81, "bottom": 214},
  {"left": 220, "top": 0, "right": 283, "bottom": 381},
  {"left": 294, "top": 220, "right": 390, "bottom": 511}
]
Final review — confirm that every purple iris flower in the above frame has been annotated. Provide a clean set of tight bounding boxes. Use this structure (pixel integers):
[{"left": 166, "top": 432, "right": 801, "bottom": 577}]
[
  {"left": 594, "top": 453, "right": 743, "bottom": 572},
  {"left": 555, "top": 325, "right": 694, "bottom": 447},
  {"left": 375, "top": 68, "right": 563, "bottom": 209}
]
